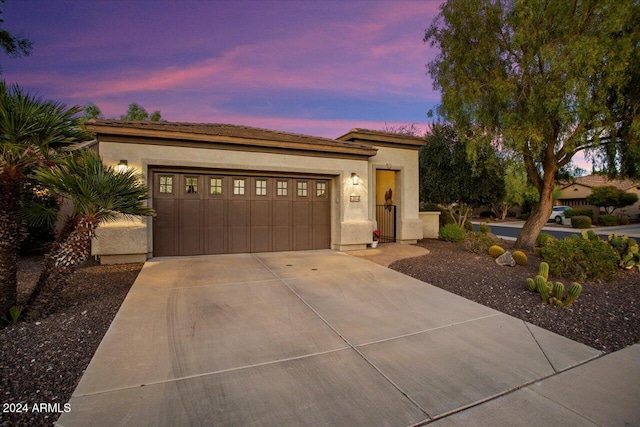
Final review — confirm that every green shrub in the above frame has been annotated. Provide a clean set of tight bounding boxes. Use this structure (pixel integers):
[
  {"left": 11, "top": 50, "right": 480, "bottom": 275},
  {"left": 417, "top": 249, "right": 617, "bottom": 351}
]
[
  {"left": 571, "top": 216, "right": 592, "bottom": 229},
  {"left": 479, "top": 211, "right": 495, "bottom": 219},
  {"left": 597, "top": 214, "right": 617, "bottom": 226},
  {"left": 540, "top": 235, "right": 619, "bottom": 281},
  {"left": 536, "top": 232, "right": 556, "bottom": 247},
  {"left": 439, "top": 223, "right": 467, "bottom": 242},
  {"left": 479, "top": 223, "right": 490, "bottom": 234},
  {"left": 464, "top": 232, "right": 500, "bottom": 254},
  {"left": 518, "top": 213, "right": 531, "bottom": 220},
  {"left": 618, "top": 217, "right": 630, "bottom": 225},
  {"left": 565, "top": 208, "right": 593, "bottom": 219}
]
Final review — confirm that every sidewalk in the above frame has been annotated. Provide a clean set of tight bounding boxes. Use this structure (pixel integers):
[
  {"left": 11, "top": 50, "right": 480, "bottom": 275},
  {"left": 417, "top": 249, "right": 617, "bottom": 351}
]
[{"left": 430, "top": 343, "right": 640, "bottom": 426}]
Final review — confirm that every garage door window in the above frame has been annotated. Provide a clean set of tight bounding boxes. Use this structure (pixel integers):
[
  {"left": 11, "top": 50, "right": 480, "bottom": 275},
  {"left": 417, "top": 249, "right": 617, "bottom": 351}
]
[
  {"left": 233, "top": 179, "right": 245, "bottom": 195},
  {"left": 297, "top": 181, "right": 308, "bottom": 196},
  {"left": 276, "top": 180, "right": 288, "bottom": 196},
  {"left": 210, "top": 178, "right": 223, "bottom": 195},
  {"left": 185, "top": 177, "right": 198, "bottom": 194},
  {"left": 255, "top": 179, "right": 267, "bottom": 196},
  {"left": 316, "top": 182, "right": 327, "bottom": 197},
  {"left": 159, "top": 176, "right": 173, "bottom": 194}
]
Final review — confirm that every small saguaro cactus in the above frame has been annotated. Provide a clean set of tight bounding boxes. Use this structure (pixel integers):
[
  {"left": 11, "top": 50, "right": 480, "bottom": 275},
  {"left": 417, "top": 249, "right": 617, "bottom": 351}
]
[
  {"left": 525, "top": 277, "right": 536, "bottom": 292},
  {"left": 535, "top": 275, "right": 549, "bottom": 302},
  {"left": 538, "top": 262, "right": 549, "bottom": 281},
  {"left": 564, "top": 282, "right": 583, "bottom": 307},
  {"left": 553, "top": 282, "right": 565, "bottom": 301}
]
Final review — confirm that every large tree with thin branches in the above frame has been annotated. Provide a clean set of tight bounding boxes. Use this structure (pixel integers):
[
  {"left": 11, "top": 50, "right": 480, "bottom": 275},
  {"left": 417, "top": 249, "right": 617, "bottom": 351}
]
[{"left": 425, "top": 0, "right": 640, "bottom": 249}]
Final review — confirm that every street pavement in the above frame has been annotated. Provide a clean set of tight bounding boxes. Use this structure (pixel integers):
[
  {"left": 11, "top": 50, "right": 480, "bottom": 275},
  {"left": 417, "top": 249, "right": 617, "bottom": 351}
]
[{"left": 475, "top": 221, "right": 640, "bottom": 241}]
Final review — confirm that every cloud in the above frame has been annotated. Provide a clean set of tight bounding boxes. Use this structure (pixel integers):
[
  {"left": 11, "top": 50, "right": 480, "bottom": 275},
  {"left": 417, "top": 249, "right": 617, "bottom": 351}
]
[{"left": 10, "top": 1, "right": 441, "bottom": 105}]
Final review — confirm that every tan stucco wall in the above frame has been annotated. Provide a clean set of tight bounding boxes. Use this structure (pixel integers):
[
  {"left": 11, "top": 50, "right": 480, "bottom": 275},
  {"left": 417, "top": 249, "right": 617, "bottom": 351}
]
[
  {"left": 369, "top": 146, "right": 422, "bottom": 243},
  {"left": 95, "top": 140, "right": 374, "bottom": 259},
  {"left": 419, "top": 212, "right": 441, "bottom": 239}
]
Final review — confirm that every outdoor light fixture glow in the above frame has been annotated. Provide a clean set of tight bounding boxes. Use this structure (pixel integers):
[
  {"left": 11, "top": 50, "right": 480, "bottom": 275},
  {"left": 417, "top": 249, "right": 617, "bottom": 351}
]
[
  {"left": 351, "top": 173, "right": 359, "bottom": 185},
  {"left": 117, "top": 160, "right": 128, "bottom": 172}
]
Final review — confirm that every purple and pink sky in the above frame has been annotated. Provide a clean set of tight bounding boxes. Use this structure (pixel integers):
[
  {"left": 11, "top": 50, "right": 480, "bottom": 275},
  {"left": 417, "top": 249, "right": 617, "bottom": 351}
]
[{"left": 2, "top": 0, "right": 443, "bottom": 139}]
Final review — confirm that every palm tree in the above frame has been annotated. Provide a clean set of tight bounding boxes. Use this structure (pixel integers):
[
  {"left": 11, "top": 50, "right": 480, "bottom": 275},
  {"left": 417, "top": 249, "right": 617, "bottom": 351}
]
[
  {"left": 0, "top": 82, "right": 86, "bottom": 315},
  {"left": 26, "top": 150, "right": 153, "bottom": 315}
]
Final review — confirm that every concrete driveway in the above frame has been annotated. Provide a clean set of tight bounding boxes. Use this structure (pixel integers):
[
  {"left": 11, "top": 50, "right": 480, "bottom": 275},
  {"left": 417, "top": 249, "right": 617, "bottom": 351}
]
[{"left": 57, "top": 250, "right": 603, "bottom": 426}]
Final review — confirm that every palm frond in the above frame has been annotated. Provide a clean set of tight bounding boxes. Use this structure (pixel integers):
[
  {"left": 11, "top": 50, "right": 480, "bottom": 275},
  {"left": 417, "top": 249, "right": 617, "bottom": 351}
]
[{"left": 36, "top": 150, "right": 153, "bottom": 224}]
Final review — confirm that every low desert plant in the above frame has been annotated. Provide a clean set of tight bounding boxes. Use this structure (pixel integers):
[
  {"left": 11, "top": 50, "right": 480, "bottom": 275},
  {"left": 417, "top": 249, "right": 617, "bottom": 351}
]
[
  {"left": 488, "top": 245, "right": 505, "bottom": 258},
  {"left": 608, "top": 234, "right": 640, "bottom": 270},
  {"left": 597, "top": 214, "right": 617, "bottom": 226},
  {"left": 525, "top": 263, "right": 582, "bottom": 307},
  {"left": 512, "top": 250, "right": 528, "bottom": 266},
  {"left": 565, "top": 208, "right": 593, "bottom": 219},
  {"left": 464, "top": 232, "right": 501, "bottom": 254},
  {"left": 479, "top": 223, "right": 490, "bottom": 234},
  {"left": 618, "top": 217, "right": 630, "bottom": 225},
  {"left": 571, "top": 216, "right": 592, "bottom": 229},
  {"left": 1, "top": 306, "right": 25, "bottom": 324},
  {"left": 438, "top": 223, "right": 467, "bottom": 242},
  {"left": 536, "top": 232, "right": 556, "bottom": 248},
  {"left": 540, "top": 235, "right": 619, "bottom": 281}
]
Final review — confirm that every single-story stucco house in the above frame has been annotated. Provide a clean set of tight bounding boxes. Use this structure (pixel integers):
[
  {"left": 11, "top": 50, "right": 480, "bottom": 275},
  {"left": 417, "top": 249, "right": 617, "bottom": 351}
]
[
  {"left": 85, "top": 120, "right": 426, "bottom": 264},
  {"left": 558, "top": 175, "right": 640, "bottom": 219}
]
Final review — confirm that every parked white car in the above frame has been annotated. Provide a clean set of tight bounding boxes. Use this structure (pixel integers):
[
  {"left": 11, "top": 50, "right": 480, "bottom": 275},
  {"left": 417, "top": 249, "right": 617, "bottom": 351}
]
[{"left": 549, "top": 205, "right": 572, "bottom": 224}]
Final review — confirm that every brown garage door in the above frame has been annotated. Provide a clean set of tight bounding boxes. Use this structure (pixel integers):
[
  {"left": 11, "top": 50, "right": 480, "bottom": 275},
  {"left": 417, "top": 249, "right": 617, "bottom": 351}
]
[{"left": 152, "top": 171, "right": 331, "bottom": 257}]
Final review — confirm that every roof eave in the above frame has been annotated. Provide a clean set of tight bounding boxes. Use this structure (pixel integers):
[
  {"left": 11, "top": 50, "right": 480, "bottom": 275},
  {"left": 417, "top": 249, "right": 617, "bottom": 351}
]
[{"left": 86, "top": 123, "right": 378, "bottom": 157}]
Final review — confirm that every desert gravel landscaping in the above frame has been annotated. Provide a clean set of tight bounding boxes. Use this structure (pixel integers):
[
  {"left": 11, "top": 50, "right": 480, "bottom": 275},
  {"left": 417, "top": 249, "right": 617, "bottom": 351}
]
[{"left": 391, "top": 239, "right": 640, "bottom": 354}]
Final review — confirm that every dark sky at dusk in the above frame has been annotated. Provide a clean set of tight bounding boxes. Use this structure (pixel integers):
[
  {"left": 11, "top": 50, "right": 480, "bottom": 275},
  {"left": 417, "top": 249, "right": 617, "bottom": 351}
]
[{"left": 2, "top": 0, "right": 444, "bottom": 139}]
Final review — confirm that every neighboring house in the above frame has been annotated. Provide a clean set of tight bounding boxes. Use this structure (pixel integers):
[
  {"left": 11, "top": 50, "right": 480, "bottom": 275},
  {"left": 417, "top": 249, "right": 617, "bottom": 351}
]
[
  {"left": 558, "top": 175, "right": 640, "bottom": 219},
  {"left": 85, "top": 120, "right": 425, "bottom": 264}
]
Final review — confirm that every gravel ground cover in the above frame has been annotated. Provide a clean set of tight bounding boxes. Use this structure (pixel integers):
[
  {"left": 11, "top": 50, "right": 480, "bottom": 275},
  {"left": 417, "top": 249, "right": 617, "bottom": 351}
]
[
  {"left": 391, "top": 239, "right": 640, "bottom": 354},
  {"left": 0, "top": 257, "right": 142, "bottom": 427}
]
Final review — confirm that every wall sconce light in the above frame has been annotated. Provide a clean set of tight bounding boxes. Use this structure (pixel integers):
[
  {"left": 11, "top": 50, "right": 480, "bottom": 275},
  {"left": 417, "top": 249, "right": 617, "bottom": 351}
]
[
  {"left": 117, "top": 160, "right": 128, "bottom": 172},
  {"left": 351, "top": 173, "right": 360, "bottom": 185}
]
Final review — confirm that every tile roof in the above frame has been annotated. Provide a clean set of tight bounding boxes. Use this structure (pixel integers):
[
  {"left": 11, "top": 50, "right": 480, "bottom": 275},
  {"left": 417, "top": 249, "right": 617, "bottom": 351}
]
[
  {"left": 85, "top": 120, "right": 377, "bottom": 157},
  {"left": 563, "top": 175, "right": 639, "bottom": 190},
  {"left": 337, "top": 128, "right": 425, "bottom": 149}
]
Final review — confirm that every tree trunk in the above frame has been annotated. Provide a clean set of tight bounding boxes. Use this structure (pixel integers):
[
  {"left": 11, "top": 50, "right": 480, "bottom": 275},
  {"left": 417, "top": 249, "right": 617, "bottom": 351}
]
[
  {"left": 0, "top": 172, "right": 24, "bottom": 315},
  {"left": 500, "top": 204, "right": 509, "bottom": 221},
  {"left": 27, "top": 216, "right": 98, "bottom": 318},
  {"left": 515, "top": 174, "right": 556, "bottom": 250}
]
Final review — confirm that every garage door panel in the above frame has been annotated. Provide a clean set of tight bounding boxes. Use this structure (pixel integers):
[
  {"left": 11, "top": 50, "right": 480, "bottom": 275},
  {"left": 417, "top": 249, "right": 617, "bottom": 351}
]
[
  {"left": 179, "top": 227, "right": 204, "bottom": 255},
  {"left": 205, "top": 227, "right": 227, "bottom": 254},
  {"left": 228, "top": 200, "right": 249, "bottom": 227},
  {"left": 154, "top": 199, "right": 177, "bottom": 228},
  {"left": 251, "top": 200, "right": 271, "bottom": 227},
  {"left": 204, "top": 199, "right": 226, "bottom": 227},
  {"left": 153, "top": 227, "right": 176, "bottom": 257},
  {"left": 180, "top": 199, "right": 203, "bottom": 226},
  {"left": 153, "top": 172, "right": 330, "bottom": 256},
  {"left": 273, "top": 199, "right": 292, "bottom": 251}
]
